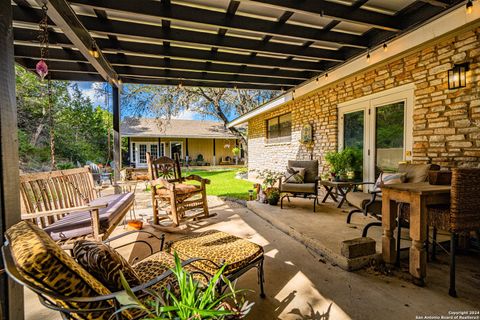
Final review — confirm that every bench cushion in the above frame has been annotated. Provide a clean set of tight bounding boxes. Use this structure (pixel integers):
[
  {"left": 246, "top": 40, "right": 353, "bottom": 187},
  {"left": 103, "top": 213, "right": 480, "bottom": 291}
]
[
  {"left": 166, "top": 230, "right": 263, "bottom": 276},
  {"left": 44, "top": 192, "right": 134, "bottom": 241},
  {"left": 6, "top": 221, "right": 112, "bottom": 319}
]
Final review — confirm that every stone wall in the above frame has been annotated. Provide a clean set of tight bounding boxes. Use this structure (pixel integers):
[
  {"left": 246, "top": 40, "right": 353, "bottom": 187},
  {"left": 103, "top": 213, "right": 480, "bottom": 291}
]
[{"left": 247, "top": 25, "right": 480, "bottom": 176}]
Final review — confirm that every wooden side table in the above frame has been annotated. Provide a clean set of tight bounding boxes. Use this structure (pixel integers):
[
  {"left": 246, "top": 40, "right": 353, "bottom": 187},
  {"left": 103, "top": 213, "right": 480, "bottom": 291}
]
[
  {"left": 381, "top": 182, "right": 451, "bottom": 285},
  {"left": 319, "top": 180, "right": 363, "bottom": 208}
]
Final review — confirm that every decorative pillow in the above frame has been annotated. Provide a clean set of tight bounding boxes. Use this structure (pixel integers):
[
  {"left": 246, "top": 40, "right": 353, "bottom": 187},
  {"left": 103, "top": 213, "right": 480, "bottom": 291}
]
[
  {"left": 73, "top": 240, "right": 142, "bottom": 292},
  {"left": 285, "top": 167, "right": 305, "bottom": 183},
  {"left": 374, "top": 172, "right": 407, "bottom": 192}
]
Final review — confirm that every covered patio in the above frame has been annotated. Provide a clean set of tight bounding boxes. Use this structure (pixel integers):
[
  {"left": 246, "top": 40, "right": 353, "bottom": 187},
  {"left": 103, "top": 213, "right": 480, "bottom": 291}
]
[{"left": 1, "top": 0, "right": 480, "bottom": 319}]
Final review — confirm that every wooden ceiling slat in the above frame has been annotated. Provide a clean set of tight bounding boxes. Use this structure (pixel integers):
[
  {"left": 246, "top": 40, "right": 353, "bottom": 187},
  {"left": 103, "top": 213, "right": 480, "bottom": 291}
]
[
  {"left": 13, "top": 27, "right": 326, "bottom": 71},
  {"left": 32, "top": 70, "right": 286, "bottom": 89},
  {"left": 14, "top": 44, "right": 312, "bottom": 80},
  {"left": 12, "top": 6, "right": 344, "bottom": 62},
  {"left": 19, "top": 58, "right": 299, "bottom": 86},
  {"left": 236, "top": 0, "right": 401, "bottom": 31},
  {"left": 68, "top": 0, "right": 369, "bottom": 48}
]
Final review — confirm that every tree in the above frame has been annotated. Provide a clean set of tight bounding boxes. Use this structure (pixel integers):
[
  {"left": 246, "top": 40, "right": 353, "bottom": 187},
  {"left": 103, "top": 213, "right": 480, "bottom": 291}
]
[
  {"left": 16, "top": 65, "right": 112, "bottom": 171},
  {"left": 119, "top": 85, "right": 279, "bottom": 152}
]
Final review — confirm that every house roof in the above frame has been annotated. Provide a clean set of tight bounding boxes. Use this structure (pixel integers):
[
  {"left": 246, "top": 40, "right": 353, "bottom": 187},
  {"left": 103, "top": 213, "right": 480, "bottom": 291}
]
[{"left": 121, "top": 118, "right": 237, "bottom": 139}]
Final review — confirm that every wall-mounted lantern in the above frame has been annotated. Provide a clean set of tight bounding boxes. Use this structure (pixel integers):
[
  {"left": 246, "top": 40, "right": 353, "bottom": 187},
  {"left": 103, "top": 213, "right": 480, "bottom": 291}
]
[{"left": 448, "top": 63, "right": 469, "bottom": 89}]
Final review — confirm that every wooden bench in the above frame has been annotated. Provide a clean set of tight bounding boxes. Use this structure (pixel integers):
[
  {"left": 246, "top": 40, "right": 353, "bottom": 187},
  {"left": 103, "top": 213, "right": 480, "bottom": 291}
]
[{"left": 19, "top": 167, "right": 134, "bottom": 247}]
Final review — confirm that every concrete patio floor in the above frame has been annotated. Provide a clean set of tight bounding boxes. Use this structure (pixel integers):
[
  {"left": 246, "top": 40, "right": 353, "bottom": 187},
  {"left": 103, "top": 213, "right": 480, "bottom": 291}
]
[{"left": 24, "top": 196, "right": 480, "bottom": 320}]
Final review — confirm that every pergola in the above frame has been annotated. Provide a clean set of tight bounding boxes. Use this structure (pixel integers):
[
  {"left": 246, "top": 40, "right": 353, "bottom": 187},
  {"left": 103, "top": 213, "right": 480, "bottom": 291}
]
[{"left": 0, "top": 0, "right": 464, "bottom": 318}]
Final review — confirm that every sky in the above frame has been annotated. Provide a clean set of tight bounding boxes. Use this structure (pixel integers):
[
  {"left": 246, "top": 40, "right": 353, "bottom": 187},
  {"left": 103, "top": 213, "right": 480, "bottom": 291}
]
[{"left": 75, "top": 81, "right": 216, "bottom": 121}]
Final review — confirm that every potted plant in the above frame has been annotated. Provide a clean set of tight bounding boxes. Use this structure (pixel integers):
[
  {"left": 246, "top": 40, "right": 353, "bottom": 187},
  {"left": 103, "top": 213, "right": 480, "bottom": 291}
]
[
  {"left": 115, "top": 253, "right": 253, "bottom": 319},
  {"left": 267, "top": 188, "right": 280, "bottom": 205},
  {"left": 325, "top": 148, "right": 362, "bottom": 181},
  {"left": 252, "top": 169, "right": 282, "bottom": 203},
  {"left": 343, "top": 147, "right": 362, "bottom": 180},
  {"left": 232, "top": 147, "right": 241, "bottom": 165},
  {"left": 324, "top": 151, "right": 347, "bottom": 181}
]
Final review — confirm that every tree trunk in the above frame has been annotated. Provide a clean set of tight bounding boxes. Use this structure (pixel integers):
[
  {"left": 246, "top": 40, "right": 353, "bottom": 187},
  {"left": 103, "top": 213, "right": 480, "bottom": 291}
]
[{"left": 30, "top": 122, "right": 45, "bottom": 146}]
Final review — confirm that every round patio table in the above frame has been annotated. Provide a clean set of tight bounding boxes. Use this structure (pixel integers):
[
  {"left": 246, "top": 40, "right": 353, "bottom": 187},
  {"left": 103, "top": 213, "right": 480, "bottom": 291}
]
[{"left": 319, "top": 180, "right": 364, "bottom": 208}]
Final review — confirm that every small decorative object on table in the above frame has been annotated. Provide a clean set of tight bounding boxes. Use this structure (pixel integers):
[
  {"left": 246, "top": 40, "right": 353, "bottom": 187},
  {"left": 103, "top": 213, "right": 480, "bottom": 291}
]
[{"left": 428, "top": 170, "right": 452, "bottom": 185}]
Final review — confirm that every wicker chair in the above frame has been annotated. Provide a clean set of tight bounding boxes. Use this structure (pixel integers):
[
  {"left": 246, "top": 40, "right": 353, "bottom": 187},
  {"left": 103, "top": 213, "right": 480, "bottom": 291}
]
[
  {"left": 427, "top": 168, "right": 480, "bottom": 297},
  {"left": 146, "top": 152, "right": 210, "bottom": 229},
  {"left": 346, "top": 163, "right": 440, "bottom": 237}
]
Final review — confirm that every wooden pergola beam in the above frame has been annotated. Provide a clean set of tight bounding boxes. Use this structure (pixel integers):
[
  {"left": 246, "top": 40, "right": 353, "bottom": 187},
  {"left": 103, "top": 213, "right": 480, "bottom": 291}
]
[
  {"left": 0, "top": 0, "right": 23, "bottom": 319},
  {"left": 68, "top": 0, "right": 369, "bottom": 48},
  {"left": 34, "top": 0, "right": 118, "bottom": 82}
]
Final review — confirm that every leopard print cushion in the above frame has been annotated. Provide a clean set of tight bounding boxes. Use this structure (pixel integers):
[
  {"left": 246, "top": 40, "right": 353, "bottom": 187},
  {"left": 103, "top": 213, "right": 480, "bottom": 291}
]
[
  {"left": 5, "top": 221, "right": 112, "bottom": 320},
  {"left": 165, "top": 230, "right": 264, "bottom": 276},
  {"left": 132, "top": 251, "right": 206, "bottom": 292},
  {"left": 73, "top": 240, "right": 142, "bottom": 292}
]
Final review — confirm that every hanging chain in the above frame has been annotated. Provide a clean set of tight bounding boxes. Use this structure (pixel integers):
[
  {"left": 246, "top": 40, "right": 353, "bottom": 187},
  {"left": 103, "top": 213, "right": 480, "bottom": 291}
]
[{"left": 38, "top": 4, "right": 49, "bottom": 60}]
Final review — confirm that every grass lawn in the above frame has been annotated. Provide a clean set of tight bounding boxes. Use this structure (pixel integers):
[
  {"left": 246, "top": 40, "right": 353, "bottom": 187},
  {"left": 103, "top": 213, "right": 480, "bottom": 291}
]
[{"left": 183, "top": 169, "right": 255, "bottom": 200}]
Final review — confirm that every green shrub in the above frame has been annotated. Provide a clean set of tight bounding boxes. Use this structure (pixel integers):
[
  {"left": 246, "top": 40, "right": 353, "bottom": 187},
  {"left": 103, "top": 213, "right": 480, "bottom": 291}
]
[{"left": 115, "top": 252, "right": 253, "bottom": 319}]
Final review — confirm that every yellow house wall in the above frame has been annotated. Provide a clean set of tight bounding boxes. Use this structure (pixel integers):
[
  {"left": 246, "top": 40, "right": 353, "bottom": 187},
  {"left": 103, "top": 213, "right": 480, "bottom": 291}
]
[{"left": 129, "top": 137, "right": 239, "bottom": 165}]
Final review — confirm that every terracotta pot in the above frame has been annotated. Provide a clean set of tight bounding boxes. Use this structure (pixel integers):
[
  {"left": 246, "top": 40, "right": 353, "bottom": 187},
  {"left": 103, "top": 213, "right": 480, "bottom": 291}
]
[{"left": 127, "top": 220, "right": 143, "bottom": 230}]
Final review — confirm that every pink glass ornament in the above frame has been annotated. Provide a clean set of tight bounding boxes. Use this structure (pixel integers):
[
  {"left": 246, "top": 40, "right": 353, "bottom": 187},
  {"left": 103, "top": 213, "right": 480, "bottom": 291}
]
[{"left": 36, "top": 59, "right": 48, "bottom": 80}]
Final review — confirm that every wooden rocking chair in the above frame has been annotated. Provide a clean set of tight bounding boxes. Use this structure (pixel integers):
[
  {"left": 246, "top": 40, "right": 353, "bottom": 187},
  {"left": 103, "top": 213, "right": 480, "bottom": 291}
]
[{"left": 147, "top": 152, "right": 211, "bottom": 230}]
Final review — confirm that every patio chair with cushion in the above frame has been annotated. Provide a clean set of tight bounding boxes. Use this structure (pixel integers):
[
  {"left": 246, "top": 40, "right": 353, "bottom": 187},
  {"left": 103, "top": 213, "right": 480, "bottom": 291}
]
[
  {"left": 278, "top": 160, "right": 319, "bottom": 212},
  {"left": 427, "top": 168, "right": 480, "bottom": 297},
  {"left": 2, "top": 221, "right": 265, "bottom": 319},
  {"left": 346, "top": 163, "right": 440, "bottom": 237},
  {"left": 147, "top": 152, "right": 211, "bottom": 229},
  {"left": 193, "top": 154, "right": 206, "bottom": 166},
  {"left": 1, "top": 220, "right": 201, "bottom": 319},
  {"left": 219, "top": 156, "right": 233, "bottom": 165}
]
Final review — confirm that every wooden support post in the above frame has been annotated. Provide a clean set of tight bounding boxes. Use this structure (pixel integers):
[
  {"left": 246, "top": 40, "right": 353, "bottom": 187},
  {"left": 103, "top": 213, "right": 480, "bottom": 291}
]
[
  {"left": 0, "top": 1, "right": 24, "bottom": 318},
  {"left": 112, "top": 85, "right": 121, "bottom": 186},
  {"left": 212, "top": 139, "right": 216, "bottom": 166},
  {"left": 126, "top": 137, "right": 130, "bottom": 165},
  {"left": 158, "top": 137, "right": 165, "bottom": 157}
]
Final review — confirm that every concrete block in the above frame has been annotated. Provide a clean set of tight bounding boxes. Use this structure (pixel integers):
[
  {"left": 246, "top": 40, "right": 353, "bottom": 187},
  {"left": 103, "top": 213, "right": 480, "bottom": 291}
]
[{"left": 341, "top": 237, "right": 376, "bottom": 259}]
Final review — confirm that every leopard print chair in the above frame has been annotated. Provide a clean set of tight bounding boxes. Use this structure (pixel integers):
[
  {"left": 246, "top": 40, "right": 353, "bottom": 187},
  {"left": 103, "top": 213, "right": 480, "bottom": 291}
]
[{"left": 2, "top": 221, "right": 208, "bottom": 319}]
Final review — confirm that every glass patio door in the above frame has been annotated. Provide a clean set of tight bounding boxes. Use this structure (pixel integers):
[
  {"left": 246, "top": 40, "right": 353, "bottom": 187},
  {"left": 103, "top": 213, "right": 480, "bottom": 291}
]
[
  {"left": 372, "top": 102, "right": 405, "bottom": 176},
  {"left": 170, "top": 141, "right": 183, "bottom": 160},
  {"left": 338, "top": 85, "right": 414, "bottom": 185},
  {"left": 339, "top": 103, "right": 368, "bottom": 181}
]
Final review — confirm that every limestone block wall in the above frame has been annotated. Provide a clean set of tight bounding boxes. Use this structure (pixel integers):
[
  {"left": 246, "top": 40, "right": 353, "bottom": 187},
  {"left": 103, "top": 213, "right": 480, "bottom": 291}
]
[{"left": 247, "top": 25, "right": 480, "bottom": 177}]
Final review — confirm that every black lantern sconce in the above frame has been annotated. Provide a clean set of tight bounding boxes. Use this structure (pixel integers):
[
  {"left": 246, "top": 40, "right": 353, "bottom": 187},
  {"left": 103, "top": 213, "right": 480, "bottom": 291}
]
[{"left": 448, "top": 63, "right": 469, "bottom": 90}]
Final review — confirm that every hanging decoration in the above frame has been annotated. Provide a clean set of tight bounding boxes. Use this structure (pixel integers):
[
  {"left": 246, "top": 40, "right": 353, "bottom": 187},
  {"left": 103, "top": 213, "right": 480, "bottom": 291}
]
[{"left": 36, "top": 3, "right": 49, "bottom": 80}]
